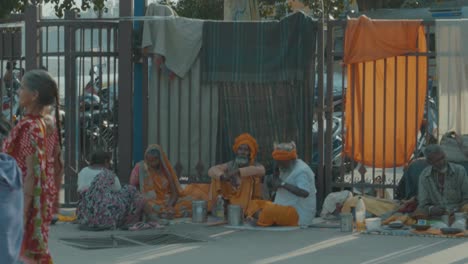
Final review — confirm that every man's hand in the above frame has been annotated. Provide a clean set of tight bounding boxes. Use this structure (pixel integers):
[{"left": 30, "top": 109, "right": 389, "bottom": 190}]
[
  {"left": 220, "top": 173, "right": 229, "bottom": 182},
  {"left": 227, "top": 169, "right": 240, "bottom": 179},
  {"left": 227, "top": 169, "right": 241, "bottom": 188},
  {"left": 430, "top": 206, "right": 446, "bottom": 216},
  {"left": 270, "top": 176, "right": 283, "bottom": 191}
]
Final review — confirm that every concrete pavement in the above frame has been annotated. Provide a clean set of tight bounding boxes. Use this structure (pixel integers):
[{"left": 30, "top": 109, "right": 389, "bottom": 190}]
[{"left": 49, "top": 222, "right": 468, "bottom": 264}]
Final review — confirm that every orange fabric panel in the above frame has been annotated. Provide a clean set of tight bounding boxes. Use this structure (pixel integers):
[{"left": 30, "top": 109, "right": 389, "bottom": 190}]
[
  {"left": 343, "top": 16, "right": 422, "bottom": 64},
  {"left": 246, "top": 200, "right": 299, "bottom": 227},
  {"left": 344, "top": 26, "right": 427, "bottom": 168}
]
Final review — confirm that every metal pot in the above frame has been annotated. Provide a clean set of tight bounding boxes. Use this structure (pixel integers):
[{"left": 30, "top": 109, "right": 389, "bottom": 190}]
[
  {"left": 228, "top": 205, "right": 243, "bottom": 226},
  {"left": 340, "top": 213, "right": 353, "bottom": 232},
  {"left": 192, "top": 200, "right": 207, "bottom": 223}
]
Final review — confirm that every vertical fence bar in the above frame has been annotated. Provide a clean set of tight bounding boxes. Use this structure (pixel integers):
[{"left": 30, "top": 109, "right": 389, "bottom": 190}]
[
  {"left": 393, "top": 57, "right": 398, "bottom": 189},
  {"left": 98, "top": 26, "right": 103, "bottom": 141},
  {"left": 112, "top": 27, "right": 118, "bottom": 167},
  {"left": 415, "top": 28, "right": 420, "bottom": 159},
  {"left": 360, "top": 62, "right": 366, "bottom": 194},
  {"left": 197, "top": 70, "right": 204, "bottom": 181},
  {"left": 404, "top": 56, "right": 409, "bottom": 191},
  {"left": 57, "top": 26, "right": 61, "bottom": 90},
  {"left": 64, "top": 11, "right": 78, "bottom": 206},
  {"left": 187, "top": 72, "right": 193, "bottom": 180},
  {"left": 382, "top": 58, "right": 387, "bottom": 181},
  {"left": 166, "top": 79, "right": 171, "bottom": 158},
  {"left": 80, "top": 28, "right": 86, "bottom": 164},
  {"left": 176, "top": 78, "right": 182, "bottom": 177},
  {"left": 0, "top": 29, "right": 3, "bottom": 103},
  {"left": 209, "top": 83, "right": 214, "bottom": 167},
  {"left": 133, "top": 0, "right": 145, "bottom": 164},
  {"left": 25, "top": 5, "right": 38, "bottom": 71},
  {"left": 9, "top": 30, "right": 15, "bottom": 122},
  {"left": 45, "top": 26, "right": 49, "bottom": 69},
  {"left": 339, "top": 59, "right": 346, "bottom": 185},
  {"left": 316, "top": 20, "right": 325, "bottom": 209},
  {"left": 425, "top": 24, "right": 432, "bottom": 143},
  {"left": 351, "top": 64, "right": 356, "bottom": 186},
  {"left": 157, "top": 67, "right": 161, "bottom": 144},
  {"left": 372, "top": 61, "right": 376, "bottom": 185},
  {"left": 324, "top": 21, "right": 334, "bottom": 195},
  {"left": 142, "top": 57, "right": 149, "bottom": 151},
  {"left": 118, "top": 0, "right": 134, "bottom": 183}
]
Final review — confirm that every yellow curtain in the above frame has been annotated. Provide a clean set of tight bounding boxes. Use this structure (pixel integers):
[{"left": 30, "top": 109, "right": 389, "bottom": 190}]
[{"left": 344, "top": 17, "right": 427, "bottom": 168}]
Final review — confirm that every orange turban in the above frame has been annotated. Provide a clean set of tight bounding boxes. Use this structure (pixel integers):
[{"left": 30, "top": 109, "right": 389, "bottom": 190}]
[
  {"left": 272, "top": 142, "right": 298, "bottom": 161},
  {"left": 232, "top": 133, "right": 258, "bottom": 164}
]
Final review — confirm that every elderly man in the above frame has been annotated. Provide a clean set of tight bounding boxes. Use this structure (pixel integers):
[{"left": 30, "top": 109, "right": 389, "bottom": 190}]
[
  {"left": 417, "top": 144, "right": 468, "bottom": 217},
  {"left": 247, "top": 141, "right": 316, "bottom": 227},
  {"left": 208, "top": 133, "right": 265, "bottom": 213}
]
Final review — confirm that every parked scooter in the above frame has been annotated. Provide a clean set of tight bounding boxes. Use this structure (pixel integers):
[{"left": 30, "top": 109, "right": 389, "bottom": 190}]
[{"left": 79, "top": 64, "right": 117, "bottom": 158}]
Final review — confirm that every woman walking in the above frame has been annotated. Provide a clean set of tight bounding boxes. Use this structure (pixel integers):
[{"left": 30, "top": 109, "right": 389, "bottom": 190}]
[{"left": 3, "top": 69, "right": 62, "bottom": 264}]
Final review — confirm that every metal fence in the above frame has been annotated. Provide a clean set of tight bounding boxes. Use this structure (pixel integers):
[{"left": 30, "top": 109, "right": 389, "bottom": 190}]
[
  {"left": 0, "top": 6, "right": 130, "bottom": 207},
  {"left": 140, "top": 19, "right": 436, "bottom": 207},
  {"left": 322, "top": 20, "right": 437, "bottom": 202},
  {"left": 0, "top": 7, "right": 438, "bottom": 207},
  {"left": 38, "top": 15, "right": 120, "bottom": 205},
  {"left": 0, "top": 15, "right": 24, "bottom": 125}
]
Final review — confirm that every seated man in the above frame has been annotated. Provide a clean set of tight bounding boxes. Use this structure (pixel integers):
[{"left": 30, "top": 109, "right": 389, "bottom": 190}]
[
  {"left": 247, "top": 141, "right": 316, "bottom": 227},
  {"left": 208, "top": 133, "right": 265, "bottom": 213},
  {"left": 401, "top": 157, "right": 430, "bottom": 200},
  {"left": 417, "top": 144, "right": 468, "bottom": 218}
]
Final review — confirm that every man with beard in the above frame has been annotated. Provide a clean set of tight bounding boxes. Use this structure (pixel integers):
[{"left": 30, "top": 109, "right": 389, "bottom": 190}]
[
  {"left": 246, "top": 141, "right": 316, "bottom": 227},
  {"left": 208, "top": 133, "right": 265, "bottom": 214},
  {"left": 418, "top": 144, "right": 468, "bottom": 217}
]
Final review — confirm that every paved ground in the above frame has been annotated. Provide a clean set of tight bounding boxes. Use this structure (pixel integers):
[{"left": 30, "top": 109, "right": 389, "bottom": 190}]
[{"left": 49, "top": 222, "right": 468, "bottom": 264}]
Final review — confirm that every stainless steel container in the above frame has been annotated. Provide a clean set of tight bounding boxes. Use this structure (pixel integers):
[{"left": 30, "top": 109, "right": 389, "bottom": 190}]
[
  {"left": 442, "top": 215, "right": 450, "bottom": 226},
  {"left": 228, "top": 205, "right": 243, "bottom": 226},
  {"left": 192, "top": 200, "right": 207, "bottom": 223},
  {"left": 340, "top": 213, "right": 353, "bottom": 232}
]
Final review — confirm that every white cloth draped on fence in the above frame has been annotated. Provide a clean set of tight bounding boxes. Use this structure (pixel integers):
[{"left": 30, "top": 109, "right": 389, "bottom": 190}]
[
  {"left": 142, "top": 5, "right": 219, "bottom": 179},
  {"left": 436, "top": 19, "right": 468, "bottom": 139},
  {"left": 142, "top": 3, "right": 203, "bottom": 78}
]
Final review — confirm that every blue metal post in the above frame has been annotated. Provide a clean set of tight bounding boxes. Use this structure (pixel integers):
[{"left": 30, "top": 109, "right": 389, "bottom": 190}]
[{"left": 133, "top": 0, "right": 145, "bottom": 164}]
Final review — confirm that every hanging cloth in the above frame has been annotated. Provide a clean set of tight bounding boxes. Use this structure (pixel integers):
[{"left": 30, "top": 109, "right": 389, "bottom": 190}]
[
  {"left": 436, "top": 19, "right": 468, "bottom": 139},
  {"left": 343, "top": 16, "right": 427, "bottom": 168}
]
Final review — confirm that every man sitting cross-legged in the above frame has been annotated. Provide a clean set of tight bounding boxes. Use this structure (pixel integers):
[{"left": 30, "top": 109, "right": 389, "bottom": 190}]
[{"left": 246, "top": 141, "right": 317, "bottom": 227}]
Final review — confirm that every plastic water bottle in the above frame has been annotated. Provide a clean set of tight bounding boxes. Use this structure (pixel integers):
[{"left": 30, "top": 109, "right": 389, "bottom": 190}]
[
  {"left": 355, "top": 196, "right": 366, "bottom": 232},
  {"left": 215, "top": 195, "right": 225, "bottom": 219}
]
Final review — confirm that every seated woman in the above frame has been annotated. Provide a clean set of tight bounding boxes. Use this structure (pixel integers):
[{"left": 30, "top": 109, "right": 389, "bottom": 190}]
[
  {"left": 76, "top": 150, "right": 145, "bottom": 230},
  {"left": 130, "top": 144, "right": 210, "bottom": 220},
  {"left": 77, "top": 150, "right": 121, "bottom": 193}
]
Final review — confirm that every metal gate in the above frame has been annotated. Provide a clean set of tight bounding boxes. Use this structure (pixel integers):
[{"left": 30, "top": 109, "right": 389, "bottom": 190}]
[{"left": 0, "top": 6, "right": 438, "bottom": 207}]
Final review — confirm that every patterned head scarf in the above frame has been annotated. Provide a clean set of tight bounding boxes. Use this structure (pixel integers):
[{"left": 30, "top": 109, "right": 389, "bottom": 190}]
[
  {"left": 232, "top": 133, "right": 258, "bottom": 165},
  {"left": 143, "top": 144, "right": 183, "bottom": 194},
  {"left": 272, "top": 141, "right": 298, "bottom": 161}
]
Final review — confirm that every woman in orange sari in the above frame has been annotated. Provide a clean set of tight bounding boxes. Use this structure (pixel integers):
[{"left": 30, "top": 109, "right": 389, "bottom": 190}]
[{"left": 130, "top": 145, "right": 209, "bottom": 220}]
